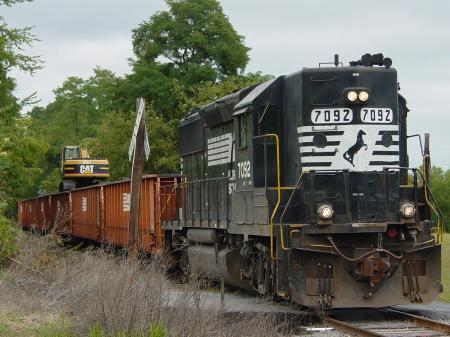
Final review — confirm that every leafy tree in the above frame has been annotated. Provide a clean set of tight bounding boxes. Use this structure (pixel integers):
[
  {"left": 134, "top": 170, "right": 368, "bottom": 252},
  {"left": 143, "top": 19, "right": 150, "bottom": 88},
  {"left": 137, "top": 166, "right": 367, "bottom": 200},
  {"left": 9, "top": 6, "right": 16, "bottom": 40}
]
[
  {"left": 30, "top": 68, "right": 121, "bottom": 145},
  {"left": 132, "top": 0, "right": 249, "bottom": 82},
  {"left": 174, "top": 72, "right": 272, "bottom": 117},
  {"left": 0, "top": 0, "right": 44, "bottom": 216},
  {"left": 129, "top": 0, "right": 251, "bottom": 119},
  {"left": 428, "top": 166, "right": 450, "bottom": 231},
  {"left": 115, "top": 62, "right": 177, "bottom": 119},
  {"left": 0, "top": 118, "right": 48, "bottom": 216},
  {"left": 15, "top": 0, "right": 271, "bottom": 208},
  {"left": 0, "top": 1, "right": 41, "bottom": 75},
  {"left": 95, "top": 111, "right": 134, "bottom": 179},
  {"left": 84, "top": 67, "right": 121, "bottom": 113},
  {"left": 95, "top": 106, "right": 179, "bottom": 180},
  {"left": 0, "top": 0, "right": 41, "bottom": 125}
]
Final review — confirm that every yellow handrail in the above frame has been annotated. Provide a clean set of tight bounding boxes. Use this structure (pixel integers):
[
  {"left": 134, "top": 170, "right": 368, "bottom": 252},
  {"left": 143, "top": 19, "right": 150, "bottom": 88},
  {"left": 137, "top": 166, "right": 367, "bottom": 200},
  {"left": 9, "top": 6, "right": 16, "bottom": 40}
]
[
  {"left": 255, "top": 133, "right": 281, "bottom": 260},
  {"left": 421, "top": 155, "right": 443, "bottom": 243},
  {"left": 160, "top": 183, "right": 179, "bottom": 217},
  {"left": 278, "top": 170, "right": 307, "bottom": 251}
]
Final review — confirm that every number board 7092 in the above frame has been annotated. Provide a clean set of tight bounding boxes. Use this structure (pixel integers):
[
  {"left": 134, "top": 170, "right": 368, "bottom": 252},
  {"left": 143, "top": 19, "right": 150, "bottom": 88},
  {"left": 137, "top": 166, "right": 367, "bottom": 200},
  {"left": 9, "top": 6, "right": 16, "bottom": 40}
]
[
  {"left": 311, "top": 108, "right": 394, "bottom": 124},
  {"left": 311, "top": 108, "right": 353, "bottom": 124}
]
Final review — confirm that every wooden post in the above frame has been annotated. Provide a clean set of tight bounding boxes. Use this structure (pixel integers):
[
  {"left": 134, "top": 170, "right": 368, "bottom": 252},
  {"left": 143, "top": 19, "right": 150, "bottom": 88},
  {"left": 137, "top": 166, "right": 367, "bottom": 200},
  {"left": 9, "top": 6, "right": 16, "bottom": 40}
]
[{"left": 128, "top": 101, "right": 145, "bottom": 263}]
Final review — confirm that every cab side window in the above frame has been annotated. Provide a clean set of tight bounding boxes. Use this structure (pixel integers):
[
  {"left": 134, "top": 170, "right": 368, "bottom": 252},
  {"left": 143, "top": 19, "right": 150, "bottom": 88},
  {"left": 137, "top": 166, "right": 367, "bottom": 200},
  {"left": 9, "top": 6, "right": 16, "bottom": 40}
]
[{"left": 238, "top": 114, "right": 247, "bottom": 148}]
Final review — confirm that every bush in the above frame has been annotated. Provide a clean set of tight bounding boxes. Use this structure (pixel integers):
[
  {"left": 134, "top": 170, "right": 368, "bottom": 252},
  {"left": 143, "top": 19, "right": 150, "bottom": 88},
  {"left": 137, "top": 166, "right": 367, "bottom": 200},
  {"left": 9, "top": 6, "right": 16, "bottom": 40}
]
[{"left": 0, "top": 215, "right": 19, "bottom": 265}]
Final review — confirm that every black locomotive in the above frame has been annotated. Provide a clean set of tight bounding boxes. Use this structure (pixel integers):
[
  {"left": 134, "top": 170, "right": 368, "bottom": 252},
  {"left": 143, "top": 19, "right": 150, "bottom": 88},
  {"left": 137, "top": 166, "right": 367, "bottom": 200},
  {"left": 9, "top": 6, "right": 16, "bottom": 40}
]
[{"left": 162, "top": 54, "right": 443, "bottom": 308}]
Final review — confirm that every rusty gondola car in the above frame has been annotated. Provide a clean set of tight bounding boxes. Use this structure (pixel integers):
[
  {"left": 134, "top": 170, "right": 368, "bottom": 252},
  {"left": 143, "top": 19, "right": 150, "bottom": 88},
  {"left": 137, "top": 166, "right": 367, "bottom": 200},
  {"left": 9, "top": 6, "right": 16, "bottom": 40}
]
[
  {"left": 161, "top": 54, "right": 444, "bottom": 308},
  {"left": 18, "top": 175, "right": 180, "bottom": 253}
]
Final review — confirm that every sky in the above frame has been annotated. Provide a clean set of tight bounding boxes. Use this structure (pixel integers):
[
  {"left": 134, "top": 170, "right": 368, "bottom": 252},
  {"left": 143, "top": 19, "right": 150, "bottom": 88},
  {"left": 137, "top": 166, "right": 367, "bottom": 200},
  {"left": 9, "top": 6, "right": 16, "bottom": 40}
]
[{"left": 3, "top": 0, "right": 450, "bottom": 168}]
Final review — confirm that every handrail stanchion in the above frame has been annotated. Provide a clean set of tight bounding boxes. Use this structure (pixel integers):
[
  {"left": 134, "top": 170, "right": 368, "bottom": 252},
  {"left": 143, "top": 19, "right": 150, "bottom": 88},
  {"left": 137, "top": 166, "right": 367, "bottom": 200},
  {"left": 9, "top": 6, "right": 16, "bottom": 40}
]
[
  {"left": 252, "top": 134, "right": 281, "bottom": 260},
  {"left": 216, "top": 179, "right": 220, "bottom": 227}
]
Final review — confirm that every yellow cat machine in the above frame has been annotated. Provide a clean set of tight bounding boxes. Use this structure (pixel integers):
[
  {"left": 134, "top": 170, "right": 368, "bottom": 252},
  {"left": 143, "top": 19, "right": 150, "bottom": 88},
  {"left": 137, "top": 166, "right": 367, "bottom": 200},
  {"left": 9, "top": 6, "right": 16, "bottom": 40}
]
[{"left": 59, "top": 146, "right": 110, "bottom": 191}]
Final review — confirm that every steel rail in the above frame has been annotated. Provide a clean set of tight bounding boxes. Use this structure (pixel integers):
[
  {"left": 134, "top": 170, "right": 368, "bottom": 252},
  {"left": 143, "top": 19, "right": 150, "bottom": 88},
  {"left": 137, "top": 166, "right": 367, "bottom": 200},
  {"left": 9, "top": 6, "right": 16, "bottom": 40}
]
[
  {"left": 384, "top": 307, "right": 450, "bottom": 334},
  {"left": 322, "top": 308, "right": 450, "bottom": 337},
  {"left": 323, "top": 316, "right": 384, "bottom": 337}
]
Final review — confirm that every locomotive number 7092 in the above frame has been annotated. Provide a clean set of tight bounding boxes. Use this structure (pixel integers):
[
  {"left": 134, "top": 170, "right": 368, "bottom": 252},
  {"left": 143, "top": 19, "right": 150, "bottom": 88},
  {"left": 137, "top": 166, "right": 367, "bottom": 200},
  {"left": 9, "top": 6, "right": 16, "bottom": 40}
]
[
  {"left": 360, "top": 108, "right": 393, "bottom": 123},
  {"left": 311, "top": 108, "right": 353, "bottom": 124}
]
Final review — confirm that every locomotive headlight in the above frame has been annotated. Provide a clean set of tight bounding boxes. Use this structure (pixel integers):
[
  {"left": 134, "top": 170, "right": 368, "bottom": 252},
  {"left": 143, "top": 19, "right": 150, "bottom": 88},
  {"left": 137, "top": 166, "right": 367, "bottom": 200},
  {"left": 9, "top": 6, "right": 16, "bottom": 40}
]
[
  {"left": 400, "top": 203, "right": 416, "bottom": 218},
  {"left": 318, "top": 204, "right": 334, "bottom": 220},
  {"left": 347, "top": 91, "right": 358, "bottom": 102},
  {"left": 358, "top": 90, "right": 369, "bottom": 102}
]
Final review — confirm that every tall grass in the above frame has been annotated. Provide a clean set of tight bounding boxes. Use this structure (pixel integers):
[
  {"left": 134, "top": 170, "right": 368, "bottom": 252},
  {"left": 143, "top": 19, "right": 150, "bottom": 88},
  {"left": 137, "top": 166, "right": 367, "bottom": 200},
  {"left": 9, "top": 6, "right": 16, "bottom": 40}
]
[
  {"left": 439, "top": 233, "right": 450, "bottom": 303},
  {"left": 0, "top": 234, "right": 288, "bottom": 336}
]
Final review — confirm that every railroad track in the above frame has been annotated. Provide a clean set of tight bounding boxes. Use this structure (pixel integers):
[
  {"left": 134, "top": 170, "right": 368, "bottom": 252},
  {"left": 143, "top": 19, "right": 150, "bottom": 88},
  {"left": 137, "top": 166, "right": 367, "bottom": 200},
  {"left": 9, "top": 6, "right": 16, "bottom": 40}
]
[{"left": 322, "top": 308, "right": 450, "bottom": 337}]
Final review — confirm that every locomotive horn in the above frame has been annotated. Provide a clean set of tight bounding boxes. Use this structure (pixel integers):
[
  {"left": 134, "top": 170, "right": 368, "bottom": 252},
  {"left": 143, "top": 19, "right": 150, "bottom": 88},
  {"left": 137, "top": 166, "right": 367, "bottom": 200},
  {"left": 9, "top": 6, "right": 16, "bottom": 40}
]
[
  {"left": 384, "top": 57, "right": 393, "bottom": 68},
  {"left": 371, "top": 53, "right": 384, "bottom": 65},
  {"left": 361, "top": 53, "right": 372, "bottom": 66}
]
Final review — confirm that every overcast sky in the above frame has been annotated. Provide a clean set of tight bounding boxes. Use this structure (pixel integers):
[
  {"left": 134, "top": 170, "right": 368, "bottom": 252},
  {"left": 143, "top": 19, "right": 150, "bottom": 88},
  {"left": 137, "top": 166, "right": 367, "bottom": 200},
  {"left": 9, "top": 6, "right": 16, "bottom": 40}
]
[{"left": 3, "top": 0, "right": 450, "bottom": 168}]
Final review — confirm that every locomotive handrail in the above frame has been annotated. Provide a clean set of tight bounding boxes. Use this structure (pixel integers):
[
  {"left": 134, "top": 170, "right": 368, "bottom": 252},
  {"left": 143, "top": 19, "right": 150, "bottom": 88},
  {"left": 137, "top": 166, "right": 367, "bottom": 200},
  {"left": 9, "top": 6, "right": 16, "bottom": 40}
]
[
  {"left": 386, "top": 166, "right": 444, "bottom": 243},
  {"left": 252, "top": 133, "right": 281, "bottom": 260},
  {"left": 159, "top": 176, "right": 230, "bottom": 221},
  {"left": 278, "top": 170, "right": 307, "bottom": 251},
  {"left": 422, "top": 152, "right": 443, "bottom": 243},
  {"left": 417, "top": 168, "right": 443, "bottom": 243},
  {"left": 276, "top": 166, "right": 442, "bottom": 248}
]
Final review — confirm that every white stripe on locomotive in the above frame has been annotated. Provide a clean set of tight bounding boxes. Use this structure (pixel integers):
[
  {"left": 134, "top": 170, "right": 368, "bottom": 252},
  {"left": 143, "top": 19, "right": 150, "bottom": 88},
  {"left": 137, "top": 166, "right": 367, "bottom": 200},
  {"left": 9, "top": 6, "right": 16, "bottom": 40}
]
[
  {"left": 207, "top": 132, "right": 234, "bottom": 167},
  {"left": 297, "top": 124, "right": 400, "bottom": 172}
]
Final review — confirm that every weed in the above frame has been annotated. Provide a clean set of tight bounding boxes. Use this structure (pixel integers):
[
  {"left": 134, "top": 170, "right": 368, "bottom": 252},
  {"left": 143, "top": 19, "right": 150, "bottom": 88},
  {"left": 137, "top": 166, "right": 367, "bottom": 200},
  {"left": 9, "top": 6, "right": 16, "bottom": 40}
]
[
  {"left": 1, "top": 234, "right": 287, "bottom": 337},
  {"left": 0, "top": 215, "right": 19, "bottom": 265},
  {"left": 439, "top": 233, "right": 450, "bottom": 303}
]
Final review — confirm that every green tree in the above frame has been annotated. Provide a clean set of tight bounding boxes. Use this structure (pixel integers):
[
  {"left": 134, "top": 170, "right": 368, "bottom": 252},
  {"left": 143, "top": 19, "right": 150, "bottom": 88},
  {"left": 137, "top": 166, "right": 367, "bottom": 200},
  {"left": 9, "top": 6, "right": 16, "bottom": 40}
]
[
  {"left": 174, "top": 72, "right": 272, "bottom": 117},
  {"left": 1, "top": 0, "right": 41, "bottom": 130},
  {"left": 0, "top": 118, "right": 48, "bottom": 215},
  {"left": 30, "top": 68, "right": 121, "bottom": 146},
  {"left": 428, "top": 166, "right": 450, "bottom": 231},
  {"left": 129, "top": 0, "right": 251, "bottom": 118},
  {"left": 22, "top": 0, "right": 270, "bottom": 199},
  {"left": 96, "top": 111, "right": 134, "bottom": 179},
  {"left": 95, "top": 106, "right": 179, "bottom": 180},
  {"left": 132, "top": 0, "right": 249, "bottom": 82},
  {"left": 0, "top": 0, "right": 44, "bottom": 216}
]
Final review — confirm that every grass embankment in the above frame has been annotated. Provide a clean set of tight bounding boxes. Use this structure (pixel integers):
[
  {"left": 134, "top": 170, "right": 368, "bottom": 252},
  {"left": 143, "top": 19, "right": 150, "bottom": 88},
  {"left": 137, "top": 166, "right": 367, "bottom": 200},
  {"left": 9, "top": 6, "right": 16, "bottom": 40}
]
[
  {"left": 1, "top": 229, "right": 448, "bottom": 336},
  {"left": 0, "top": 233, "right": 286, "bottom": 337},
  {"left": 439, "top": 233, "right": 450, "bottom": 303},
  {"left": 0, "top": 311, "right": 72, "bottom": 337}
]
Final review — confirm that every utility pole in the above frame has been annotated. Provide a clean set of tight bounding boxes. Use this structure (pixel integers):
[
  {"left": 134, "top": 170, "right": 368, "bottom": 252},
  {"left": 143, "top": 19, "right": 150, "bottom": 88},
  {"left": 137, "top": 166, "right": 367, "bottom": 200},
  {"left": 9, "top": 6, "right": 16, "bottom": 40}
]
[{"left": 128, "top": 98, "right": 150, "bottom": 263}]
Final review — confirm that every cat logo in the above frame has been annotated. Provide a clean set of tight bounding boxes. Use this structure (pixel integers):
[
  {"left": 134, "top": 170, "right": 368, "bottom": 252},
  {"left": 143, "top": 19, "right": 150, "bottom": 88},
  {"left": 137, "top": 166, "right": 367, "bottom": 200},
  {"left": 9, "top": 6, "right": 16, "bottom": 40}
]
[{"left": 80, "top": 165, "right": 94, "bottom": 174}]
